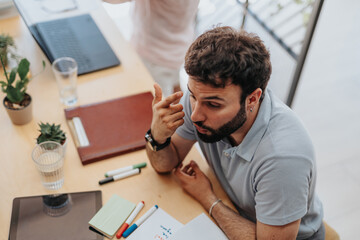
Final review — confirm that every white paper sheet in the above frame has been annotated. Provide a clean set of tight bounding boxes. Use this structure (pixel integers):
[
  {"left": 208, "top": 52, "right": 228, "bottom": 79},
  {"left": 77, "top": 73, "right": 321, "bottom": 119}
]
[
  {"left": 169, "top": 213, "right": 228, "bottom": 240},
  {"left": 127, "top": 208, "right": 184, "bottom": 240}
]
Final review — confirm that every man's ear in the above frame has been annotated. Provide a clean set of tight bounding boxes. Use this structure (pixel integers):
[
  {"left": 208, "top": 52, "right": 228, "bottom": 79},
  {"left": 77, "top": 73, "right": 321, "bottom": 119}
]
[{"left": 246, "top": 88, "right": 262, "bottom": 110}]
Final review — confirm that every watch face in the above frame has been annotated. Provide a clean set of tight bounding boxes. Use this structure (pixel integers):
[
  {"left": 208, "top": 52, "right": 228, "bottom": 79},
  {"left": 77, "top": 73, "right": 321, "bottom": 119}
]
[
  {"left": 145, "top": 130, "right": 170, "bottom": 151},
  {"left": 146, "top": 140, "right": 156, "bottom": 151},
  {"left": 145, "top": 131, "right": 156, "bottom": 151},
  {"left": 145, "top": 133, "right": 151, "bottom": 142}
]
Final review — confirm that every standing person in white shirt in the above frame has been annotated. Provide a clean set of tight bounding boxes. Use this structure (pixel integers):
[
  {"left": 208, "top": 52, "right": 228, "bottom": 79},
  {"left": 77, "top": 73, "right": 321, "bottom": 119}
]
[{"left": 104, "top": 0, "right": 200, "bottom": 97}]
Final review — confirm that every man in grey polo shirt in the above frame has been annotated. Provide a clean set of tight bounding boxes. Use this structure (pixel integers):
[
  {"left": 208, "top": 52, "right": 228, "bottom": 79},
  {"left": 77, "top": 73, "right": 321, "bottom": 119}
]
[{"left": 145, "top": 26, "right": 324, "bottom": 239}]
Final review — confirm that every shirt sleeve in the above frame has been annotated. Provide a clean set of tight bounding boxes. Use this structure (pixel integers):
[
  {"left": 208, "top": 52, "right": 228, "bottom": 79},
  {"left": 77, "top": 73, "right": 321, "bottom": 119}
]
[
  {"left": 254, "top": 156, "right": 312, "bottom": 226},
  {"left": 175, "top": 90, "right": 197, "bottom": 140}
]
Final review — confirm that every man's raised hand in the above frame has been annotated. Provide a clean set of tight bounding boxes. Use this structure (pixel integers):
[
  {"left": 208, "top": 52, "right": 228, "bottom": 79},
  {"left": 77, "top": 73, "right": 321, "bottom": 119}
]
[{"left": 150, "top": 83, "right": 185, "bottom": 143}]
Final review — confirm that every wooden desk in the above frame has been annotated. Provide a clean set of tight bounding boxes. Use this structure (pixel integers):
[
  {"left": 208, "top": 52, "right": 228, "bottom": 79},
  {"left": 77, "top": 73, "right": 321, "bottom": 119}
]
[{"left": 0, "top": 5, "right": 233, "bottom": 240}]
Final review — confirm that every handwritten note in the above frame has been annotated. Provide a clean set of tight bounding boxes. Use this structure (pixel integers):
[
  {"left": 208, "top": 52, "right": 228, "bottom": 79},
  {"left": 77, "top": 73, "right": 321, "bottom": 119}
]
[{"left": 127, "top": 208, "right": 183, "bottom": 240}]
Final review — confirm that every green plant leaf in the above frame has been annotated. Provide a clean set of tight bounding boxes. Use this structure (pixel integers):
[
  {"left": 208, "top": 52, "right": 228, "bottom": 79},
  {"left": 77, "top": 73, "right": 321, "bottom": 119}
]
[
  {"left": 1, "top": 81, "right": 7, "bottom": 93},
  {"left": 15, "top": 79, "right": 24, "bottom": 91},
  {"left": 17, "top": 58, "right": 30, "bottom": 80},
  {"left": 0, "top": 55, "right": 9, "bottom": 82},
  {"left": 1, "top": 87, "right": 6, "bottom": 94},
  {"left": 37, "top": 122, "right": 66, "bottom": 144},
  {"left": 15, "top": 77, "right": 29, "bottom": 92},
  {"left": 9, "top": 68, "right": 17, "bottom": 85},
  {"left": 0, "top": 34, "right": 14, "bottom": 48},
  {"left": 37, "top": 134, "right": 48, "bottom": 144},
  {"left": 6, "top": 85, "right": 24, "bottom": 103}
]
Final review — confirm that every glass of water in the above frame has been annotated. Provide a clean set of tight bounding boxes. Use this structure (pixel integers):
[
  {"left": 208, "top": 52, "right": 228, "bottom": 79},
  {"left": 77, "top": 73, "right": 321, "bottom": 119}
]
[
  {"left": 32, "top": 141, "right": 65, "bottom": 190},
  {"left": 52, "top": 57, "right": 78, "bottom": 106}
]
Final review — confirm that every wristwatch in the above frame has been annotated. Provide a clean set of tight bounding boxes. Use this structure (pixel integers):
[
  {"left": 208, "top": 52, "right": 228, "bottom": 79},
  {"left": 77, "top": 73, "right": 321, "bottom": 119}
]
[{"left": 145, "top": 129, "right": 171, "bottom": 151}]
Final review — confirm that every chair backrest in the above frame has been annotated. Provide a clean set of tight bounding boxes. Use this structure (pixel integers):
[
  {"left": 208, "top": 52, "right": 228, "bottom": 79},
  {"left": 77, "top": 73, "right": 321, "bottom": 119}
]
[{"left": 324, "top": 221, "right": 340, "bottom": 240}]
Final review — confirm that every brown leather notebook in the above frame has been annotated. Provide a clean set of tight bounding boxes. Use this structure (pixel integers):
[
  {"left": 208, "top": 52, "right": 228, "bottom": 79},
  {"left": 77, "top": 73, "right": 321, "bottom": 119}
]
[{"left": 64, "top": 92, "right": 153, "bottom": 165}]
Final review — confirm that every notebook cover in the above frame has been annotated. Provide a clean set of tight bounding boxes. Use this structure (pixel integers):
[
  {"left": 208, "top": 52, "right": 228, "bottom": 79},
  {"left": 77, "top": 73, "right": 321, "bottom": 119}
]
[
  {"left": 64, "top": 92, "right": 153, "bottom": 165},
  {"left": 88, "top": 194, "right": 135, "bottom": 239}
]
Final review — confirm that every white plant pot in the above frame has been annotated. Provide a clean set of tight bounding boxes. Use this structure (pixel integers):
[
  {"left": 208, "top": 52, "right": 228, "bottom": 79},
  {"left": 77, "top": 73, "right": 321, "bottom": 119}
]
[{"left": 3, "top": 94, "right": 33, "bottom": 125}]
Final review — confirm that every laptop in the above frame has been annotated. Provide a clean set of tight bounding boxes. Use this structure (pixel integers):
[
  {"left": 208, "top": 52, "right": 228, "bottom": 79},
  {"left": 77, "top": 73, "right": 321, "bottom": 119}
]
[{"left": 14, "top": 1, "right": 121, "bottom": 75}]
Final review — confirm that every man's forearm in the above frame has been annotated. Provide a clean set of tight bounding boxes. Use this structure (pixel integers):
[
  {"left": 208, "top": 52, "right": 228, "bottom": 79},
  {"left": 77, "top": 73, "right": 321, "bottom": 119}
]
[
  {"left": 210, "top": 202, "right": 256, "bottom": 240},
  {"left": 174, "top": 162, "right": 256, "bottom": 240},
  {"left": 146, "top": 142, "right": 181, "bottom": 173}
]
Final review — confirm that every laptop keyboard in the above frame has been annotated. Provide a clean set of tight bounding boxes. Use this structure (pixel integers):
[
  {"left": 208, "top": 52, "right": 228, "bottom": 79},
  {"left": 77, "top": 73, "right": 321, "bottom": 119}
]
[
  {"left": 31, "top": 14, "right": 120, "bottom": 75},
  {"left": 36, "top": 18, "right": 93, "bottom": 73}
]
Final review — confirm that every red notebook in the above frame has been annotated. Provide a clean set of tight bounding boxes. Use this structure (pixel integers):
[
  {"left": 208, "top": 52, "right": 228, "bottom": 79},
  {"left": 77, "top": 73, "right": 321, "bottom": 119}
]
[{"left": 64, "top": 92, "right": 153, "bottom": 165}]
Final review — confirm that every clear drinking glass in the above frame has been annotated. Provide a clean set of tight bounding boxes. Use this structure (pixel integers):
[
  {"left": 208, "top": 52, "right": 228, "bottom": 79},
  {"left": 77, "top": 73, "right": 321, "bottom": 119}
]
[
  {"left": 32, "top": 141, "right": 65, "bottom": 190},
  {"left": 52, "top": 57, "right": 78, "bottom": 106}
]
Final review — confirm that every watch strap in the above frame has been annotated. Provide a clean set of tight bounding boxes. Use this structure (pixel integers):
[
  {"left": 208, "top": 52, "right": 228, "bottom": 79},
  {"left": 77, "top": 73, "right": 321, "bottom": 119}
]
[{"left": 145, "top": 129, "right": 171, "bottom": 151}]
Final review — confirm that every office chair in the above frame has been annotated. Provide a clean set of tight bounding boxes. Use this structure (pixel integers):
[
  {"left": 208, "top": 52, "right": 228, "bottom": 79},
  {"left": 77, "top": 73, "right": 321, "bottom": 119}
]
[{"left": 324, "top": 221, "right": 340, "bottom": 240}]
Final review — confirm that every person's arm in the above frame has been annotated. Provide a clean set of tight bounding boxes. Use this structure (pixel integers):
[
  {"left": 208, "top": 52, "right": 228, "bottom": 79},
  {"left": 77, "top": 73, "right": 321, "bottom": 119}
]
[
  {"left": 146, "top": 84, "right": 195, "bottom": 173},
  {"left": 174, "top": 161, "right": 301, "bottom": 240},
  {"left": 147, "top": 133, "right": 195, "bottom": 173}
]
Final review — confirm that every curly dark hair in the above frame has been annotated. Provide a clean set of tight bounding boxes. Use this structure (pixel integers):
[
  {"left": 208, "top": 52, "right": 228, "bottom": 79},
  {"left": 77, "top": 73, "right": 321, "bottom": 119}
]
[{"left": 184, "top": 26, "right": 272, "bottom": 103}]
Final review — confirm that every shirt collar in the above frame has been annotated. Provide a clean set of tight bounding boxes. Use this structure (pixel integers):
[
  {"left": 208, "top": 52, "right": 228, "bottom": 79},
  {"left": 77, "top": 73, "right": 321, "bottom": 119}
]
[{"left": 235, "top": 88, "right": 272, "bottom": 162}]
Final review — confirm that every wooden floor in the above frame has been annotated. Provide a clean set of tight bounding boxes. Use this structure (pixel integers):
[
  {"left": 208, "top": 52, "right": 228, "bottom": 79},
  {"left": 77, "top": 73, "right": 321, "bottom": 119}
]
[{"left": 104, "top": 0, "right": 360, "bottom": 238}]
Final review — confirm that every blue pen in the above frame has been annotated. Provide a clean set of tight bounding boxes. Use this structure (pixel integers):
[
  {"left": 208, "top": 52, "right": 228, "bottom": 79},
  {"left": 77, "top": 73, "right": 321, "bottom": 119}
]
[{"left": 122, "top": 205, "right": 158, "bottom": 238}]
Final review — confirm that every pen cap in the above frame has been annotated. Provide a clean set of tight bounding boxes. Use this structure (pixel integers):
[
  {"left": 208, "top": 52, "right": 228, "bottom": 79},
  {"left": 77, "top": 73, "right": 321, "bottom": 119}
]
[
  {"left": 116, "top": 223, "right": 129, "bottom": 239},
  {"left": 133, "top": 162, "right": 147, "bottom": 169},
  {"left": 122, "top": 223, "right": 138, "bottom": 238}
]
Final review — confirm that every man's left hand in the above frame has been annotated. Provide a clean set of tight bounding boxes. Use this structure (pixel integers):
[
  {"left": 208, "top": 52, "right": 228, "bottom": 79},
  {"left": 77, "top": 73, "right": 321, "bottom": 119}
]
[{"left": 174, "top": 160, "right": 217, "bottom": 209}]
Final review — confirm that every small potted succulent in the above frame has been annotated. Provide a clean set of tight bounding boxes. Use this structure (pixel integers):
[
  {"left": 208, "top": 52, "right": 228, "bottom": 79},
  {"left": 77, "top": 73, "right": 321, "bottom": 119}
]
[
  {"left": 36, "top": 122, "right": 67, "bottom": 153},
  {"left": 0, "top": 33, "right": 17, "bottom": 68},
  {"left": 1, "top": 57, "right": 32, "bottom": 125}
]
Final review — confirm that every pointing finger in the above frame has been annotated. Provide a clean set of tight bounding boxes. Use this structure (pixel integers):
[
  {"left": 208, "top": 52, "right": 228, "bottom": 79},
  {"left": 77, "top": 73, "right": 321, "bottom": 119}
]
[
  {"left": 153, "top": 83, "right": 163, "bottom": 105},
  {"left": 157, "top": 91, "right": 183, "bottom": 108}
]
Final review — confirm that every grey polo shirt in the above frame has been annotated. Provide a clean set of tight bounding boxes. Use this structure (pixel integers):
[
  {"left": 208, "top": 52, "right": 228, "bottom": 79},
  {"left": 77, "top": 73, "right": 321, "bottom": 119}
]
[{"left": 176, "top": 88, "right": 323, "bottom": 239}]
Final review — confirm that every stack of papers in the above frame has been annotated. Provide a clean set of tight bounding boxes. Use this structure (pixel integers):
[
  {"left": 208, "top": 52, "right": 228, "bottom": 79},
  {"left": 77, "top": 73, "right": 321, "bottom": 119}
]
[
  {"left": 88, "top": 195, "right": 228, "bottom": 240},
  {"left": 170, "top": 213, "right": 228, "bottom": 240},
  {"left": 125, "top": 209, "right": 228, "bottom": 240}
]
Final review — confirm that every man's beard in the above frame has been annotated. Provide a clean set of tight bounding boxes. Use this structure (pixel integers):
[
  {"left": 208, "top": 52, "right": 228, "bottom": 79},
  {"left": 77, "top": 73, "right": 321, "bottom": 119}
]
[{"left": 193, "top": 102, "right": 247, "bottom": 143}]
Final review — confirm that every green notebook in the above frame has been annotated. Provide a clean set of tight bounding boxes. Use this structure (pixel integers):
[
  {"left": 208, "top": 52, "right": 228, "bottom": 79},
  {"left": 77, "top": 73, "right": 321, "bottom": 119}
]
[{"left": 89, "top": 194, "right": 136, "bottom": 238}]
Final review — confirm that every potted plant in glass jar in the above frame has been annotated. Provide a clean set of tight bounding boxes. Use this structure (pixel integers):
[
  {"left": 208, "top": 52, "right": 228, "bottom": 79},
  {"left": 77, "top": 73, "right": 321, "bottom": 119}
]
[{"left": 36, "top": 122, "right": 67, "bottom": 153}]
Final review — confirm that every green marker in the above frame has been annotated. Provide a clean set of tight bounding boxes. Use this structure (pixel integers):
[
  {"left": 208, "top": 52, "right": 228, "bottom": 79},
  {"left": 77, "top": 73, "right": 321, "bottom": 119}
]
[{"left": 105, "top": 162, "right": 147, "bottom": 177}]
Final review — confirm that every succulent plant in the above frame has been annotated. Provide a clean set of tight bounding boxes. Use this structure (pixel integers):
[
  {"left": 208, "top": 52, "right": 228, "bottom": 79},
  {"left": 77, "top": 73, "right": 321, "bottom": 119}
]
[{"left": 37, "top": 122, "right": 66, "bottom": 145}]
